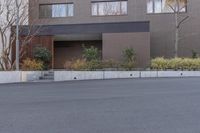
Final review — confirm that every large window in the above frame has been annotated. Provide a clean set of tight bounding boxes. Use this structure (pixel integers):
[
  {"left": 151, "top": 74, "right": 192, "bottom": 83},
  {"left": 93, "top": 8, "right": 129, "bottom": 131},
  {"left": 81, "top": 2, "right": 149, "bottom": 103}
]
[
  {"left": 39, "top": 3, "right": 74, "bottom": 18},
  {"left": 92, "top": 1, "right": 128, "bottom": 16},
  {"left": 147, "top": 0, "right": 187, "bottom": 13}
]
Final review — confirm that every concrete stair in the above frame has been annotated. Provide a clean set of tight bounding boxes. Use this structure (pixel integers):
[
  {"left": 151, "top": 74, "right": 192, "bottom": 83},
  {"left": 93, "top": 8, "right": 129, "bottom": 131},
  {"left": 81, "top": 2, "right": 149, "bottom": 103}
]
[{"left": 39, "top": 71, "right": 54, "bottom": 81}]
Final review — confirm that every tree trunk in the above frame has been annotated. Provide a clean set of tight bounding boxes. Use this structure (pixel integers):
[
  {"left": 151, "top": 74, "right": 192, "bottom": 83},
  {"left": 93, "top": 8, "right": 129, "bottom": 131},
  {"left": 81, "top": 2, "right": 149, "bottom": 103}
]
[{"left": 175, "top": 12, "right": 179, "bottom": 57}]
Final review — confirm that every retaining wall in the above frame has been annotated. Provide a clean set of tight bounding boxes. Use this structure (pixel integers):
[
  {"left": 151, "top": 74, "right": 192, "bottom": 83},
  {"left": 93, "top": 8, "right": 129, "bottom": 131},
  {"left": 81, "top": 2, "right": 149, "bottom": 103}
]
[
  {"left": 1, "top": 71, "right": 200, "bottom": 84},
  {"left": 54, "top": 71, "right": 200, "bottom": 82},
  {"left": 0, "top": 71, "right": 21, "bottom": 84}
]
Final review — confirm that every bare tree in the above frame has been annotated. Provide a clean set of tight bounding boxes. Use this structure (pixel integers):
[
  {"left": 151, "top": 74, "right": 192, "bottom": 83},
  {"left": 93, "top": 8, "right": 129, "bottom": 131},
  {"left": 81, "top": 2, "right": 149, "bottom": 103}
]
[
  {"left": 0, "top": 0, "right": 40, "bottom": 70},
  {"left": 166, "top": 0, "right": 189, "bottom": 57}
]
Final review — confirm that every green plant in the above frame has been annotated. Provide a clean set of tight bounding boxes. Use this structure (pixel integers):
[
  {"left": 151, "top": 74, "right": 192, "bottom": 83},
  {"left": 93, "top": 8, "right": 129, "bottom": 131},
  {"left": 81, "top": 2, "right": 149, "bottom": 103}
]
[
  {"left": 71, "top": 59, "right": 87, "bottom": 70},
  {"left": 167, "top": 58, "right": 183, "bottom": 70},
  {"left": 21, "top": 58, "right": 44, "bottom": 71},
  {"left": 86, "top": 60, "right": 102, "bottom": 70},
  {"left": 122, "top": 48, "right": 136, "bottom": 70},
  {"left": 192, "top": 50, "right": 198, "bottom": 58},
  {"left": 151, "top": 57, "right": 169, "bottom": 70},
  {"left": 83, "top": 46, "right": 100, "bottom": 61},
  {"left": 121, "top": 62, "right": 136, "bottom": 70},
  {"left": 123, "top": 48, "right": 136, "bottom": 63},
  {"left": 101, "top": 59, "right": 119, "bottom": 68},
  {"left": 64, "top": 60, "right": 73, "bottom": 70},
  {"left": 151, "top": 57, "right": 200, "bottom": 70},
  {"left": 64, "top": 59, "right": 103, "bottom": 70},
  {"left": 33, "top": 47, "right": 52, "bottom": 70}
]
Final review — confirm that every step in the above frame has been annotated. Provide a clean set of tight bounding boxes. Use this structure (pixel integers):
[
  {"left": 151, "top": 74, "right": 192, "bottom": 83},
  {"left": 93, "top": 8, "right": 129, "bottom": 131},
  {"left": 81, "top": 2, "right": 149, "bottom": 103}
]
[
  {"left": 44, "top": 73, "right": 54, "bottom": 76},
  {"left": 38, "top": 71, "right": 55, "bottom": 81},
  {"left": 32, "top": 79, "right": 54, "bottom": 82},
  {"left": 40, "top": 75, "right": 54, "bottom": 79},
  {"left": 43, "top": 71, "right": 54, "bottom": 74}
]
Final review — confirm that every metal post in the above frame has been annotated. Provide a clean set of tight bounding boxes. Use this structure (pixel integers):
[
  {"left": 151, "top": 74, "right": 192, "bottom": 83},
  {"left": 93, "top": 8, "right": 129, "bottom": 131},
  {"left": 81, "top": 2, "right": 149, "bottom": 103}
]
[{"left": 15, "top": 0, "right": 19, "bottom": 71}]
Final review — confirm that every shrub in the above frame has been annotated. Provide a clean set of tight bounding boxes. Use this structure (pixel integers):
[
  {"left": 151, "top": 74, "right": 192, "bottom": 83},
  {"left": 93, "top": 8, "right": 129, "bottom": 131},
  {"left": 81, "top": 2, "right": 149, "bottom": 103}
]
[
  {"left": 151, "top": 57, "right": 169, "bottom": 70},
  {"left": 122, "top": 48, "right": 136, "bottom": 70},
  {"left": 21, "top": 58, "right": 44, "bottom": 71},
  {"left": 71, "top": 59, "right": 87, "bottom": 70},
  {"left": 123, "top": 48, "right": 136, "bottom": 63},
  {"left": 72, "top": 59, "right": 86, "bottom": 70},
  {"left": 151, "top": 57, "right": 200, "bottom": 70},
  {"left": 86, "top": 60, "right": 102, "bottom": 70},
  {"left": 33, "top": 47, "right": 52, "bottom": 70},
  {"left": 192, "top": 50, "right": 198, "bottom": 59},
  {"left": 121, "top": 62, "right": 136, "bottom": 70},
  {"left": 64, "top": 60, "right": 73, "bottom": 70},
  {"left": 64, "top": 59, "right": 102, "bottom": 70},
  {"left": 187, "top": 58, "right": 200, "bottom": 70},
  {"left": 101, "top": 59, "right": 119, "bottom": 68},
  {"left": 83, "top": 46, "right": 100, "bottom": 61},
  {"left": 167, "top": 58, "right": 183, "bottom": 70}
]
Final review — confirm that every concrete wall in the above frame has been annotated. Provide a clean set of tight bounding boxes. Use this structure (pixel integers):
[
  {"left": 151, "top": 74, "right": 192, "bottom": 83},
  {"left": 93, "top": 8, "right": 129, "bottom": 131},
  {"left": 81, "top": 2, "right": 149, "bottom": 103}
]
[
  {"left": 102, "top": 32, "right": 150, "bottom": 68},
  {"left": 0, "top": 71, "right": 43, "bottom": 84},
  {"left": 54, "top": 71, "right": 200, "bottom": 82},
  {"left": 54, "top": 71, "right": 141, "bottom": 81},
  {"left": 0, "top": 72, "right": 21, "bottom": 84},
  {"left": 29, "top": 0, "right": 200, "bottom": 58},
  {"left": 21, "top": 71, "right": 43, "bottom": 82},
  {"left": 1, "top": 71, "right": 200, "bottom": 84}
]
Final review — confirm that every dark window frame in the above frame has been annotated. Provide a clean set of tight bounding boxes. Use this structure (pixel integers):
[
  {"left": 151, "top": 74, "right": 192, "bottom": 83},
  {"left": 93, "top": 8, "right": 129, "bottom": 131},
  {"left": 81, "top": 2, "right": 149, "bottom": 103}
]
[
  {"left": 39, "top": 3, "right": 74, "bottom": 19},
  {"left": 147, "top": 0, "right": 187, "bottom": 14},
  {"left": 91, "top": 0, "right": 128, "bottom": 16}
]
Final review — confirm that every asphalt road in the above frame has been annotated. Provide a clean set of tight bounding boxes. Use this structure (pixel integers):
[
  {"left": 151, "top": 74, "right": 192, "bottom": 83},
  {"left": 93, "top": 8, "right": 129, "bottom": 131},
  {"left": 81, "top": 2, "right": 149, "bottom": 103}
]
[{"left": 0, "top": 78, "right": 200, "bottom": 133}]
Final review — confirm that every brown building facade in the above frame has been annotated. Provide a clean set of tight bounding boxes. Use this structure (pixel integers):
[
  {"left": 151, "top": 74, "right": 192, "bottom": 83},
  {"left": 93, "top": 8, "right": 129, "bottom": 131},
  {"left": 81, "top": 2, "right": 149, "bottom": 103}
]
[{"left": 26, "top": 0, "right": 199, "bottom": 69}]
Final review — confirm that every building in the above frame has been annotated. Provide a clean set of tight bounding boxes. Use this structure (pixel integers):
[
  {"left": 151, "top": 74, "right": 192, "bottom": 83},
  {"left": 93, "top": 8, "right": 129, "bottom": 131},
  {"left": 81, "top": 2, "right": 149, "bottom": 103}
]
[{"left": 24, "top": 0, "right": 199, "bottom": 69}]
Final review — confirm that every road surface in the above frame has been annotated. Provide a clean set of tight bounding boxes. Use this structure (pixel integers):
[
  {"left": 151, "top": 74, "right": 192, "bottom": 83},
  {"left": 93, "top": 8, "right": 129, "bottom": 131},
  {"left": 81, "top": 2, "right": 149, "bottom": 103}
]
[{"left": 0, "top": 78, "right": 200, "bottom": 133}]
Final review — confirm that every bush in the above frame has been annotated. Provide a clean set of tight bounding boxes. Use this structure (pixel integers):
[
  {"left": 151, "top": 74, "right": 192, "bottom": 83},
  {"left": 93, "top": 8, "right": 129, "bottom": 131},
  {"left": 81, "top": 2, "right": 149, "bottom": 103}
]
[
  {"left": 121, "top": 62, "right": 136, "bottom": 70},
  {"left": 70, "top": 59, "right": 87, "bottom": 70},
  {"left": 86, "top": 60, "right": 102, "bottom": 70},
  {"left": 192, "top": 50, "right": 198, "bottom": 59},
  {"left": 123, "top": 48, "right": 136, "bottom": 63},
  {"left": 83, "top": 46, "right": 100, "bottom": 61},
  {"left": 167, "top": 58, "right": 183, "bottom": 70},
  {"left": 33, "top": 47, "right": 52, "bottom": 70},
  {"left": 64, "top": 59, "right": 102, "bottom": 70},
  {"left": 64, "top": 60, "right": 85, "bottom": 70},
  {"left": 151, "top": 57, "right": 169, "bottom": 70},
  {"left": 64, "top": 60, "right": 73, "bottom": 70},
  {"left": 101, "top": 59, "right": 119, "bottom": 68},
  {"left": 21, "top": 58, "right": 44, "bottom": 71},
  {"left": 151, "top": 57, "right": 200, "bottom": 70},
  {"left": 122, "top": 48, "right": 136, "bottom": 70}
]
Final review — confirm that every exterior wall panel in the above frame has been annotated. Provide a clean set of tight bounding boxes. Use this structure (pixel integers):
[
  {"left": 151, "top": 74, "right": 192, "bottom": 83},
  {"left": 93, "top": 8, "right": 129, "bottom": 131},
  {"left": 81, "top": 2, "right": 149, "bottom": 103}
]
[
  {"left": 102, "top": 32, "right": 150, "bottom": 68},
  {"left": 29, "top": 0, "right": 200, "bottom": 58}
]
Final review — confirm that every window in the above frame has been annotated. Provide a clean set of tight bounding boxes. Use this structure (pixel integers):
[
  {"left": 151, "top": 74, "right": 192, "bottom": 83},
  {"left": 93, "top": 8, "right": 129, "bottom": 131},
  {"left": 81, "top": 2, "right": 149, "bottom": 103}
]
[
  {"left": 147, "top": 0, "right": 187, "bottom": 14},
  {"left": 92, "top": 1, "right": 128, "bottom": 16},
  {"left": 39, "top": 3, "right": 74, "bottom": 18}
]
